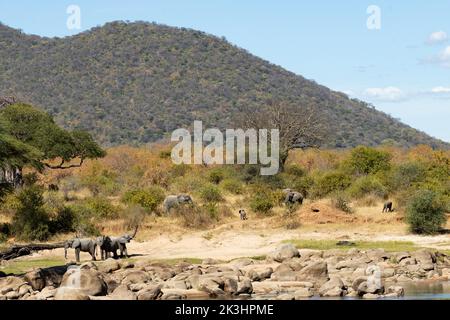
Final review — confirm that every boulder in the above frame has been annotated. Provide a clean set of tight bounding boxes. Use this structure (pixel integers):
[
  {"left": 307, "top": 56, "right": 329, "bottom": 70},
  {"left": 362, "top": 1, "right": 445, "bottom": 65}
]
[
  {"left": 202, "top": 258, "right": 220, "bottom": 265},
  {"left": 259, "top": 267, "right": 273, "bottom": 280},
  {"left": 97, "top": 259, "right": 121, "bottom": 273},
  {"left": 386, "top": 286, "right": 404, "bottom": 297},
  {"left": 268, "top": 244, "right": 300, "bottom": 262},
  {"left": 351, "top": 276, "right": 367, "bottom": 291},
  {"left": 23, "top": 266, "right": 67, "bottom": 291},
  {"left": 110, "top": 284, "right": 137, "bottom": 300},
  {"left": 237, "top": 278, "right": 253, "bottom": 295},
  {"left": 24, "top": 270, "right": 46, "bottom": 291},
  {"left": 34, "top": 286, "right": 56, "bottom": 300},
  {"left": 54, "top": 288, "right": 90, "bottom": 300},
  {"left": 363, "top": 293, "right": 380, "bottom": 299},
  {"left": 137, "top": 285, "right": 163, "bottom": 300},
  {"left": 122, "top": 270, "right": 151, "bottom": 285},
  {"left": 223, "top": 278, "right": 238, "bottom": 294},
  {"left": 319, "top": 277, "right": 346, "bottom": 297},
  {"left": 59, "top": 267, "right": 107, "bottom": 296},
  {"left": 0, "top": 276, "right": 26, "bottom": 295},
  {"left": 294, "top": 288, "right": 314, "bottom": 298},
  {"left": 246, "top": 269, "right": 261, "bottom": 281},
  {"left": 296, "top": 261, "right": 328, "bottom": 284}
]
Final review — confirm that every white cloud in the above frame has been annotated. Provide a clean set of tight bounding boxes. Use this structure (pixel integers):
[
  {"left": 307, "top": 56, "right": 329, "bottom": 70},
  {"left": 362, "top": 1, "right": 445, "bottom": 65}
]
[
  {"left": 363, "top": 87, "right": 406, "bottom": 102},
  {"left": 427, "top": 31, "right": 448, "bottom": 45},
  {"left": 422, "top": 45, "right": 450, "bottom": 68},
  {"left": 431, "top": 86, "right": 450, "bottom": 94}
]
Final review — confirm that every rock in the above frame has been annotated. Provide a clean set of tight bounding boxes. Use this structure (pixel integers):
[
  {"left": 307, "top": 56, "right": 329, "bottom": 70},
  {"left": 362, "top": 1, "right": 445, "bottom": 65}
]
[
  {"left": 223, "top": 278, "right": 238, "bottom": 294},
  {"left": 395, "top": 252, "right": 411, "bottom": 262},
  {"left": 54, "top": 288, "right": 90, "bottom": 300},
  {"left": 18, "top": 284, "right": 32, "bottom": 297},
  {"left": 294, "top": 288, "right": 314, "bottom": 298},
  {"left": 0, "top": 295, "right": 6, "bottom": 300},
  {"left": 268, "top": 244, "right": 300, "bottom": 262},
  {"left": 386, "top": 286, "right": 404, "bottom": 297},
  {"left": 363, "top": 293, "right": 380, "bottom": 299},
  {"left": 277, "top": 294, "right": 295, "bottom": 300},
  {"left": 298, "top": 249, "right": 323, "bottom": 260},
  {"left": 246, "top": 269, "right": 261, "bottom": 281},
  {"left": 357, "top": 281, "right": 383, "bottom": 295},
  {"left": 237, "top": 278, "right": 253, "bottom": 295},
  {"left": 59, "top": 267, "right": 107, "bottom": 296},
  {"left": 34, "top": 286, "right": 56, "bottom": 300},
  {"left": 351, "top": 276, "right": 367, "bottom": 291},
  {"left": 252, "top": 281, "right": 313, "bottom": 295},
  {"left": 24, "top": 270, "right": 46, "bottom": 291},
  {"left": 319, "top": 277, "right": 345, "bottom": 297},
  {"left": 230, "top": 258, "right": 254, "bottom": 268},
  {"left": 382, "top": 268, "right": 396, "bottom": 278},
  {"left": 296, "top": 261, "right": 328, "bottom": 284},
  {"left": 441, "top": 268, "right": 450, "bottom": 279},
  {"left": 413, "top": 250, "right": 435, "bottom": 265},
  {"left": 110, "top": 284, "right": 137, "bottom": 300},
  {"left": 399, "top": 258, "right": 417, "bottom": 266},
  {"left": 122, "top": 270, "right": 151, "bottom": 285},
  {"left": 0, "top": 277, "right": 26, "bottom": 295},
  {"left": 80, "top": 262, "right": 98, "bottom": 270},
  {"left": 5, "top": 290, "right": 21, "bottom": 300},
  {"left": 366, "top": 249, "right": 390, "bottom": 262},
  {"left": 121, "top": 261, "right": 135, "bottom": 269},
  {"left": 184, "top": 290, "right": 211, "bottom": 300},
  {"left": 259, "top": 267, "right": 273, "bottom": 280},
  {"left": 161, "top": 290, "right": 187, "bottom": 300},
  {"left": 97, "top": 259, "right": 121, "bottom": 273},
  {"left": 137, "top": 285, "right": 163, "bottom": 300}
]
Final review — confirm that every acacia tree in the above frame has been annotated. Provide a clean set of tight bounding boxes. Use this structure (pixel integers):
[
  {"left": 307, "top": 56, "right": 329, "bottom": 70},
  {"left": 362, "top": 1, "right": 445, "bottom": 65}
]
[
  {"left": 0, "top": 103, "right": 105, "bottom": 186},
  {"left": 237, "top": 101, "right": 328, "bottom": 171}
]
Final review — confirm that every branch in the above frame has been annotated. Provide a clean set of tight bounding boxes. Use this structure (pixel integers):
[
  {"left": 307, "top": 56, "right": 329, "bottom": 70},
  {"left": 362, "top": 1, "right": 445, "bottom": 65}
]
[
  {"left": 0, "top": 242, "right": 66, "bottom": 261},
  {"left": 44, "top": 158, "right": 84, "bottom": 170}
]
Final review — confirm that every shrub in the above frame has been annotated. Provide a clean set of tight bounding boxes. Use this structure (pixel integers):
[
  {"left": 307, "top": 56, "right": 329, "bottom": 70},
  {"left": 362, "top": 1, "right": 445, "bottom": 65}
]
[
  {"left": 84, "top": 196, "right": 120, "bottom": 219},
  {"left": 250, "top": 194, "right": 274, "bottom": 215},
  {"left": 344, "top": 146, "right": 391, "bottom": 175},
  {"left": 122, "top": 187, "right": 165, "bottom": 213},
  {"left": 285, "top": 165, "right": 305, "bottom": 177},
  {"left": 11, "top": 185, "right": 51, "bottom": 241},
  {"left": 220, "top": 178, "right": 244, "bottom": 195},
  {"left": 177, "top": 205, "right": 215, "bottom": 229},
  {"left": 347, "top": 175, "right": 388, "bottom": 199},
  {"left": 331, "top": 193, "right": 354, "bottom": 214},
  {"left": 208, "top": 169, "right": 225, "bottom": 185},
  {"left": 312, "top": 171, "right": 352, "bottom": 198},
  {"left": 199, "top": 184, "right": 223, "bottom": 203},
  {"left": 387, "top": 162, "right": 426, "bottom": 191},
  {"left": 0, "top": 223, "right": 11, "bottom": 242},
  {"left": 406, "top": 190, "right": 446, "bottom": 235},
  {"left": 49, "top": 207, "right": 77, "bottom": 234}
]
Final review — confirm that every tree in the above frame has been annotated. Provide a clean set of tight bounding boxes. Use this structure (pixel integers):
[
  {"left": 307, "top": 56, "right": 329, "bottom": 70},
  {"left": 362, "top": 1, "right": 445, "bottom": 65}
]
[
  {"left": 406, "top": 190, "right": 446, "bottom": 235},
  {"left": 0, "top": 103, "right": 105, "bottom": 171},
  {"left": 345, "top": 146, "right": 391, "bottom": 175},
  {"left": 238, "top": 101, "right": 327, "bottom": 170}
]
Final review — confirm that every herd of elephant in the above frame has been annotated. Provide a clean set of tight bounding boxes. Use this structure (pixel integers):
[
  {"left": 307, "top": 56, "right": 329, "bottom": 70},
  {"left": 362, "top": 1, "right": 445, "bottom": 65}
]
[
  {"left": 64, "top": 226, "right": 138, "bottom": 263},
  {"left": 64, "top": 192, "right": 394, "bottom": 263}
]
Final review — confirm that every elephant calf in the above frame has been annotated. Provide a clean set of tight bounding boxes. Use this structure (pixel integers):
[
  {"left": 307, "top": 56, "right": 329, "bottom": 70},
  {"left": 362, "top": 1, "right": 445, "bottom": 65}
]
[
  {"left": 98, "top": 226, "right": 139, "bottom": 260},
  {"left": 239, "top": 209, "right": 248, "bottom": 220},
  {"left": 163, "top": 194, "right": 193, "bottom": 213},
  {"left": 383, "top": 201, "right": 394, "bottom": 213},
  {"left": 64, "top": 238, "right": 98, "bottom": 263}
]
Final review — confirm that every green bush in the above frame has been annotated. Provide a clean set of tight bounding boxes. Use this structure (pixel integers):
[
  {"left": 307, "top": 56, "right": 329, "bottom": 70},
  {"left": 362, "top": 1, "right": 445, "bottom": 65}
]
[
  {"left": 12, "top": 185, "right": 51, "bottom": 241},
  {"left": 84, "top": 196, "right": 120, "bottom": 219},
  {"left": 387, "top": 162, "right": 426, "bottom": 191},
  {"left": 250, "top": 194, "right": 274, "bottom": 215},
  {"left": 49, "top": 207, "right": 77, "bottom": 234},
  {"left": 285, "top": 165, "right": 305, "bottom": 177},
  {"left": 208, "top": 168, "right": 225, "bottom": 185},
  {"left": 312, "top": 171, "right": 352, "bottom": 198},
  {"left": 122, "top": 187, "right": 165, "bottom": 212},
  {"left": 344, "top": 146, "right": 391, "bottom": 175},
  {"left": 199, "top": 184, "right": 223, "bottom": 203},
  {"left": 0, "top": 223, "right": 11, "bottom": 242},
  {"left": 220, "top": 178, "right": 244, "bottom": 195},
  {"left": 406, "top": 190, "right": 446, "bottom": 235},
  {"left": 347, "top": 175, "right": 388, "bottom": 199}
]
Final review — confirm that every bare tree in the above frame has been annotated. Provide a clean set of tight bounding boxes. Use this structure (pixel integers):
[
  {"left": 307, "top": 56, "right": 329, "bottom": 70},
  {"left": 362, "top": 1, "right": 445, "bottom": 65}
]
[{"left": 237, "top": 101, "right": 328, "bottom": 170}]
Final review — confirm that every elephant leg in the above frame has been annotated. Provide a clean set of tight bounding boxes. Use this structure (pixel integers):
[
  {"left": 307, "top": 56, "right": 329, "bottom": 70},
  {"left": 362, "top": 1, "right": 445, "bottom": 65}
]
[
  {"left": 90, "top": 247, "right": 96, "bottom": 261},
  {"left": 123, "top": 245, "right": 128, "bottom": 259},
  {"left": 75, "top": 248, "right": 81, "bottom": 263}
]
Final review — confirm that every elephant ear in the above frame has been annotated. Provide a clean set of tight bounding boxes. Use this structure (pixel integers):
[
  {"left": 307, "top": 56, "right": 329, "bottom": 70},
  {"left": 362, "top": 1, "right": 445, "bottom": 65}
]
[
  {"left": 118, "top": 237, "right": 129, "bottom": 244},
  {"left": 71, "top": 239, "right": 81, "bottom": 248}
]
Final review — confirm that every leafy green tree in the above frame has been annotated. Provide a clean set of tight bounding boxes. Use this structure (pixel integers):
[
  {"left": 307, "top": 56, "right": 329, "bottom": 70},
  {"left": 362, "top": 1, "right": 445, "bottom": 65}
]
[
  {"left": 406, "top": 190, "right": 446, "bottom": 235},
  {"left": 0, "top": 103, "right": 105, "bottom": 170},
  {"left": 344, "top": 146, "right": 391, "bottom": 175}
]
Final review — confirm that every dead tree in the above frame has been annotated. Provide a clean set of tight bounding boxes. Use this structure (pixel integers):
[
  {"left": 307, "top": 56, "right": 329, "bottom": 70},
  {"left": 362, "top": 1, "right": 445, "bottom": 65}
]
[
  {"left": 0, "top": 243, "right": 65, "bottom": 261},
  {"left": 237, "top": 101, "right": 328, "bottom": 171}
]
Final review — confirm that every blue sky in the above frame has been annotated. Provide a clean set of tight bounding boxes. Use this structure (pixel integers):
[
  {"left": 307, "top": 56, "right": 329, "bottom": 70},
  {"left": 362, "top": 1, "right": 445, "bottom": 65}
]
[{"left": 1, "top": 1, "right": 449, "bottom": 142}]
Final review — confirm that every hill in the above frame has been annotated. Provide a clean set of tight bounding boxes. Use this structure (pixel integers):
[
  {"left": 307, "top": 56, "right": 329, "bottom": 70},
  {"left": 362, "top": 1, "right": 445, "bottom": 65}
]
[{"left": 0, "top": 21, "right": 447, "bottom": 148}]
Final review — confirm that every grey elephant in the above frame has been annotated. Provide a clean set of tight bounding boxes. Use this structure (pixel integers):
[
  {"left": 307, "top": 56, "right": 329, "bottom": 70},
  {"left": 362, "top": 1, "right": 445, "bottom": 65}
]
[
  {"left": 283, "top": 189, "right": 304, "bottom": 205},
  {"left": 64, "top": 238, "right": 98, "bottom": 263},
  {"left": 99, "top": 226, "right": 138, "bottom": 259},
  {"left": 163, "top": 194, "right": 193, "bottom": 213}
]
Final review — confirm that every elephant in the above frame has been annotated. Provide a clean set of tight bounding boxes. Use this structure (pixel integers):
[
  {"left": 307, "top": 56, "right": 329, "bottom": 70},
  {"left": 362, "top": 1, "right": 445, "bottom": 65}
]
[
  {"left": 239, "top": 209, "right": 248, "bottom": 220},
  {"left": 64, "top": 238, "right": 98, "bottom": 263},
  {"left": 383, "top": 201, "right": 394, "bottom": 213},
  {"left": 283, "top": 189, "right": 304, "bottom": 205},
  {"left": 163, "top": 194, "right": 193, "bottom": 213},
  {"left": 98, "top": 226, "right": 138, "bottom": 260}
]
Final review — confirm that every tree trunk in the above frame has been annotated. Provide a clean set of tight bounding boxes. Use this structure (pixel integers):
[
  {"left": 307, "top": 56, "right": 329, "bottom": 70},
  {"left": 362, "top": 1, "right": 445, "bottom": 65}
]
[
  {"left": 0, "top": 243, "right": 65, "bottom": 261},
  {"left": 279, "top": 150, "right": 289, "bottom": 172}
]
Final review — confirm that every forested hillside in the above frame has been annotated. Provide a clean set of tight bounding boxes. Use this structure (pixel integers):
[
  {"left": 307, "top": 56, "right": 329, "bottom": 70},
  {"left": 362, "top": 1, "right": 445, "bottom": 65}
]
[{"left": 0, "top": 21, "right": 447, "bottom": 148}]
